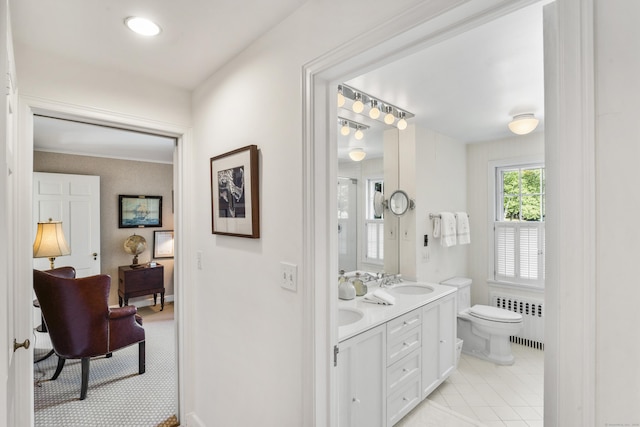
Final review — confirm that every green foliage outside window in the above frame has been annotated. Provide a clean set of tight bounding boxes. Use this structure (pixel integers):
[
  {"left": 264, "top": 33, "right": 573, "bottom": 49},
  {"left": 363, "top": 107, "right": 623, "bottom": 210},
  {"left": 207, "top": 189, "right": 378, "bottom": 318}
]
[{"left": 502, "top": 167, "right": 545, "bottom": 221}]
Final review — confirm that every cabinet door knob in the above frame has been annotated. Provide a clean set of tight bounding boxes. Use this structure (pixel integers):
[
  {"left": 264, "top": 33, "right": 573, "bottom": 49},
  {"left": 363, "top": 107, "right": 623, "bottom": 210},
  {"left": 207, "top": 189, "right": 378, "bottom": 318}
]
[
  {"left": 352, "top": 397, "right": 360, "bottom": 404},
  {"left": 92, "top": 252, "right": 98, "bottom": 260}
]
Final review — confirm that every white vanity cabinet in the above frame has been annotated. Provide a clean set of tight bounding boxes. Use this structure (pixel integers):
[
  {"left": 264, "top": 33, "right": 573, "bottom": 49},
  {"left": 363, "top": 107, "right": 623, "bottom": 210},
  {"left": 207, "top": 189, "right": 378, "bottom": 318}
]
[
  {"left": 421, "top": 292, "right": 457, "bottom": 398},
  {"left": 338, "top": 323, "right": 386, "bottom": 427},
  {"left": 338, "top": 283, "right": 457, "bottom": 427},
  {"left": 386, "top": 309, "right": 422, "bottom": 426}
]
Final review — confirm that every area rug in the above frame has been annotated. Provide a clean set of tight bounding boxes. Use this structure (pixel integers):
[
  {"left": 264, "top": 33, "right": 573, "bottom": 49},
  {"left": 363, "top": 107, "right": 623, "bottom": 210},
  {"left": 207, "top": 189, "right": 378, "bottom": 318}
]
[
  {"left": 33, "top": 304, "right": 178, "bottom": 427},
  {"left": 396, "top": 399, "right": 486, "bottom": 427}
]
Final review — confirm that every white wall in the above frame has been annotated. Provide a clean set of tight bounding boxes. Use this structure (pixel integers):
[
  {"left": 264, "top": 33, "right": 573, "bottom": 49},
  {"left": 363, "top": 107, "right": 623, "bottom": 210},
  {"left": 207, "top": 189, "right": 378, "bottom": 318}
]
[
  {"left": 14, "top": 45, "right": 191, "bottom": 127},
  {"left": 595, "top": 0, "right": 640, "bottom": 423},
  {"left": 414, "top": 126, "right": 468, "bottom": 284},
  {"left": 190, "top": 1, "right": 430, "bottom": 425},
  {"left": 466, "top": 133, "right": 544, "bottom": 305}
]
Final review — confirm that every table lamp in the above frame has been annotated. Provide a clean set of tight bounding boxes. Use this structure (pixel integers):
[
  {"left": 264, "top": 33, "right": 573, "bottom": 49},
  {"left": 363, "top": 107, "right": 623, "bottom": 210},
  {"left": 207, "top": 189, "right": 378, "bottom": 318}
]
[{"left": 33, "top": 219, "right": 71, "bottom": 269}]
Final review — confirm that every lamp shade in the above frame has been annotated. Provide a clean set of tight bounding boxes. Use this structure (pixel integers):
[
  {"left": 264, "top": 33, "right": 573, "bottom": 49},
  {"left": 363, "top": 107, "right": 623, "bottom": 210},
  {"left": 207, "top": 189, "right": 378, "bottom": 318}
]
[
  {"left": 33, "top": 221, "right": 70, "bottom": 268},
  {"left": 508, "top": 113, "right": 539, "bottom": 135},
  {"left": 33, "top": 221, "right": 71, "bottom": 258},
  {"left": 349, "top": 148, "right": 366, "bottom": 162}
]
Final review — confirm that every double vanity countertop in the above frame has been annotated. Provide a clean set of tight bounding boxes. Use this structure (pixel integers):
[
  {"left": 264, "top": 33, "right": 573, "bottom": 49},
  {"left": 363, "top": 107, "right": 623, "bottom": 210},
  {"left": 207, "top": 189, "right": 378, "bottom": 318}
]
[{"left": 338, "top": 281, "right": 456, "bottom": 342}]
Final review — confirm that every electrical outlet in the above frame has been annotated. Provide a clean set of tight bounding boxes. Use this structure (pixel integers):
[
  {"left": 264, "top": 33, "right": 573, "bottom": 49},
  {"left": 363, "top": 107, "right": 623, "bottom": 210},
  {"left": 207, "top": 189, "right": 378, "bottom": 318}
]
[
  {"left": 280, "top": 262, "right": 297, "bottom": 291},
  {"left": 196, "top": 251, "right": 203, "bottom": 270},
  {"left": 422, "top": 248, "right": 430, "bottom": 263}
]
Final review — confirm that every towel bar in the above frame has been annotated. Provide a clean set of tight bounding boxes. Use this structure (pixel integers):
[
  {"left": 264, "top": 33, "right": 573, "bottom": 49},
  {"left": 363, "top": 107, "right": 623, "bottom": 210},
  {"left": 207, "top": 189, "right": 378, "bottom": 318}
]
[{"left": 429, "top": 213, "right": 469, "bottom": 220}]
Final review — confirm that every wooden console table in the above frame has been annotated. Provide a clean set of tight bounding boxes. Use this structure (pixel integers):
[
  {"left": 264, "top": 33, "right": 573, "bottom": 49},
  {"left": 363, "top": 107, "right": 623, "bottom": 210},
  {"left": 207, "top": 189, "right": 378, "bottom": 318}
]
[{"left": 118, "top": 264, "right": 165, "bottom": 310}]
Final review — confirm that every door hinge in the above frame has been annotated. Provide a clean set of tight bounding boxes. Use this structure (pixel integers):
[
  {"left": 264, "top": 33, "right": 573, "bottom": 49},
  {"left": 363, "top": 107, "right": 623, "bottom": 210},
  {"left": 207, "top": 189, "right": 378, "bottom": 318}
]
[{"left": 333, "top": 345, "right": 339, "bottom": 367}]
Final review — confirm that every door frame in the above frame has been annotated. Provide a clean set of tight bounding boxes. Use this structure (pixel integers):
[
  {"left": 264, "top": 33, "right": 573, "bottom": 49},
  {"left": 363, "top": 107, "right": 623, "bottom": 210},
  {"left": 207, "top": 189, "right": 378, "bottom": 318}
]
[
  {"left": 302, "top": 0, "right": 596, "bottom": 425},
  {"left": 16, "top": 95, "right": 191, "bottom": 426}
]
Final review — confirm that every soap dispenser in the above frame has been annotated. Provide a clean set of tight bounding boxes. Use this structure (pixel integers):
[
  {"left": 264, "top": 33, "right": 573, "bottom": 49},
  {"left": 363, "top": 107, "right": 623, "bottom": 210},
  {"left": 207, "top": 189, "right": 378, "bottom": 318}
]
[
  {"left": 338, "top": 270, "right": 355, "bottom": 300},
  {"left": 353, "top": 272, "right": 367, "bottom": 297}
]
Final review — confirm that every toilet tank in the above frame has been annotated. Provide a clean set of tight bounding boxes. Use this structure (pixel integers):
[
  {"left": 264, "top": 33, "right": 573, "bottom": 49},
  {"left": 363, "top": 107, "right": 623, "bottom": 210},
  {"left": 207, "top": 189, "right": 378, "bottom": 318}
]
[{"left": 440, "top": 277, "right": 472, "bottom": 312}]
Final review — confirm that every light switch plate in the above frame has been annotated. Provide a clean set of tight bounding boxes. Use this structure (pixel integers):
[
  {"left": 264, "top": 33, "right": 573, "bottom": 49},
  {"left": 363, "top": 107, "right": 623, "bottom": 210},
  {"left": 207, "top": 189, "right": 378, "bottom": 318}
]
[{"left": 280, "top": 262, "right": 297, "bottom": 291}]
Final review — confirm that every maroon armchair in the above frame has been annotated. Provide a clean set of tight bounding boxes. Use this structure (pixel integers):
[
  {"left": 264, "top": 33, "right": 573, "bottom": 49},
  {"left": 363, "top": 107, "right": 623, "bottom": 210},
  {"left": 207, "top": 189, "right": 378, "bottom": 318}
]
[{"left": 33, "top": 268, "right": 145, "bottom": 400}]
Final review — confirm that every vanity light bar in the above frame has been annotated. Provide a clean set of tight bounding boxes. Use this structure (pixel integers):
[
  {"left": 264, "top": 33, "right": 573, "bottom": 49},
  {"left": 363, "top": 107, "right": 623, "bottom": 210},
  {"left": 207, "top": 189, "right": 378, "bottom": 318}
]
[
  {"left": 338, "top": 84, "right": 415, "bottom": 120},
  {"left": 337, "top": 117, "right": 370, "bottom": 131}
]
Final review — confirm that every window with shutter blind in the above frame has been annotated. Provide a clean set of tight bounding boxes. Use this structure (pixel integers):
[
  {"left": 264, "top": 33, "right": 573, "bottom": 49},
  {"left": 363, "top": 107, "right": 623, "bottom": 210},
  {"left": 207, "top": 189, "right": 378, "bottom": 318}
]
[
  {"left": 493, "top": 164, "right": 545, "bottom": 288},
  {"left": 363, "top": 178, "right": 384, "bottom": 265}
]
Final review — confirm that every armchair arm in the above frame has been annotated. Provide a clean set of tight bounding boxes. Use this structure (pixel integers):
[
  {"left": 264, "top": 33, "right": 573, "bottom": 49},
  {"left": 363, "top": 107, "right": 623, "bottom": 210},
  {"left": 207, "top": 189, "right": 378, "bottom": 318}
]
[{"left": 109, "top": 305, "right": 137, "bottom": 320}]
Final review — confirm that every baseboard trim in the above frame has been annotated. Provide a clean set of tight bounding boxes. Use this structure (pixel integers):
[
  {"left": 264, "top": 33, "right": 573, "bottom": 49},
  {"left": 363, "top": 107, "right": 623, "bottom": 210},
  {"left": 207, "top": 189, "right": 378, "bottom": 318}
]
[
  {"left": 184, "top": 412, "right": 205, "bottom": 427},
  {"left": 109, "top": 294, "right": 174, "bottom": 309}
]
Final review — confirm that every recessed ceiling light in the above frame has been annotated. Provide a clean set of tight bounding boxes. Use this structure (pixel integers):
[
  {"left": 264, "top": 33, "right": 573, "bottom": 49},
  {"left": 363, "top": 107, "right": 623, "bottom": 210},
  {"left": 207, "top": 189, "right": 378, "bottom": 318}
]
[{"left": 124, "top": 17, "right": 161, "bottom": 37}]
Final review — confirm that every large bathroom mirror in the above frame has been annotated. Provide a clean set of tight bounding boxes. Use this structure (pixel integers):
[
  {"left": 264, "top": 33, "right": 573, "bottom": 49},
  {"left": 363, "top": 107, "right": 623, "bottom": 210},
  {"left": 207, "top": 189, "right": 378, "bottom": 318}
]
[{"left": 337, "top": 118, "right": 400, "bottom": 275}]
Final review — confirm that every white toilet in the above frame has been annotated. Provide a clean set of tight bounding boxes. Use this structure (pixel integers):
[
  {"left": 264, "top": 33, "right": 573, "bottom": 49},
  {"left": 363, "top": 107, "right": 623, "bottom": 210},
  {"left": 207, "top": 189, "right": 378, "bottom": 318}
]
[{"left": 441, "top": 277, "right": 523, "bottom": 365}]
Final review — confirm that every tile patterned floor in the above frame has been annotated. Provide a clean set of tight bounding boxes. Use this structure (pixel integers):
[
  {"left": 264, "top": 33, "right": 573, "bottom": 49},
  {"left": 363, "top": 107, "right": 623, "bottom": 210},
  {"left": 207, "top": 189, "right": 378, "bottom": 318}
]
[{"left": 409, "top": 344, "right": 544, "bottom": 427}]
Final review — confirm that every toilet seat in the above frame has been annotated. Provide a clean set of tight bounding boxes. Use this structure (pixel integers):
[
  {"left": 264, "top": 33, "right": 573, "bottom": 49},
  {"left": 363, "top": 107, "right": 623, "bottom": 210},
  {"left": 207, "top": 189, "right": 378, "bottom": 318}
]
[{"left": 469, "top": 305, "right": 522, "bottom": 323}]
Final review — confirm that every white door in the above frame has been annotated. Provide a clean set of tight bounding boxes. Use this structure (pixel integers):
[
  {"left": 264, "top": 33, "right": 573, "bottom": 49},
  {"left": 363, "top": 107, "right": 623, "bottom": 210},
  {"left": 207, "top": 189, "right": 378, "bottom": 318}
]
[
  {"left": 2, "top": 9, "right": 30, "bottom": 425},
  {"left": 32, "top": 172, "right": 100, "bottom": 277}
]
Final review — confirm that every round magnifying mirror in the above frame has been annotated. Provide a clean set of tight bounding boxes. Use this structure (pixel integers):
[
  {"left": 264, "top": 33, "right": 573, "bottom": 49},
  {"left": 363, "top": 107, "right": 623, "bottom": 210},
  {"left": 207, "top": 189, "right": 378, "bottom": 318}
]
[{"left": 389, "top": 190, "right": 410, "bottom": 216}]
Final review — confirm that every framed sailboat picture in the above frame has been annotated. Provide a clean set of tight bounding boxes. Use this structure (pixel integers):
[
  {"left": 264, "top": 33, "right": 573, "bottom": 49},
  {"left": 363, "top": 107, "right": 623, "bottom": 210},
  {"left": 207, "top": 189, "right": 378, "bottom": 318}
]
[{"left": 119, "top": 195, "right": 163, "bottom": 228}]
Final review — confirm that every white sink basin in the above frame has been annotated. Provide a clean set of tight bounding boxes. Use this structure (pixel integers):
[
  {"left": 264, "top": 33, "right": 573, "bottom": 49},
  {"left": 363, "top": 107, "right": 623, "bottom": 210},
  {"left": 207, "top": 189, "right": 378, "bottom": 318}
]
[
  {"left": 390, "top": 284, "right": 435, "bottom": 295},
  {"left": 338, "top": 307, "right": 364, "bottom": 327}
]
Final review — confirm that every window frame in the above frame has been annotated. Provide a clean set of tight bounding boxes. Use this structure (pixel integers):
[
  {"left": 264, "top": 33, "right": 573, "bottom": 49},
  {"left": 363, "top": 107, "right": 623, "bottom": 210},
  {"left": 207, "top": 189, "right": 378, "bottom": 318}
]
[
  {"left": 362, "top": 177, "right": 384, "bottom": 266},
  {"left": 487, "top": 156, "right": 545, "bottom": 290}
]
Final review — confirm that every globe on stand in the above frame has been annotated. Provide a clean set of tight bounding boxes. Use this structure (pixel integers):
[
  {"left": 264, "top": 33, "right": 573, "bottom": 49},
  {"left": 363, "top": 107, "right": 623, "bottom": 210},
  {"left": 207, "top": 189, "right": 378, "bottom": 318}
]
[{"left": 124, "top": 234, "right": 147, "bottom": 267}]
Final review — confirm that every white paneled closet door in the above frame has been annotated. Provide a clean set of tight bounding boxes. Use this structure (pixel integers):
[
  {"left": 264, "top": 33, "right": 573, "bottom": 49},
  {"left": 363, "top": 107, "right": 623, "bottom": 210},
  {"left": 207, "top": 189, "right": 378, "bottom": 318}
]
[{"left": 33, "top": 172, "right": 101, "bottom": 277}]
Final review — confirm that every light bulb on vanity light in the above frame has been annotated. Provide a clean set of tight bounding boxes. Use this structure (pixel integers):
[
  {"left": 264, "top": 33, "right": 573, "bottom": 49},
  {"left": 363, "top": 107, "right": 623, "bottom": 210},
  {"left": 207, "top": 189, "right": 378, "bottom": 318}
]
[
  {"left": 397, "top": 112, "right": 407, "bottom": 130},
  {"left": 354, "top": 127, "right": 364, "bottom": 140},
  {"left": 369, "top": 100, "right": 381, "bottom": 119},
  {"left": 384, "top": 106, "right": 395, "bottom": 125},
  {"left": 337, "top": 87, "right": 346, "bottom": 108},
  {"left": 340, "top": 121, "right": 351, "bottom": 136},
  {"left": 352, "top": 94, "right": 364, "bottom": 113}
]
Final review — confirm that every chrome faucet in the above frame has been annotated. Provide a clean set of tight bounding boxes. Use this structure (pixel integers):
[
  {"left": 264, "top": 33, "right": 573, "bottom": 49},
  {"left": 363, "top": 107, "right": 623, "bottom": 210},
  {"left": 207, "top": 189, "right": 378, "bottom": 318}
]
[{"left": 379, "top": 273, "right": 402, "bottom": 288}]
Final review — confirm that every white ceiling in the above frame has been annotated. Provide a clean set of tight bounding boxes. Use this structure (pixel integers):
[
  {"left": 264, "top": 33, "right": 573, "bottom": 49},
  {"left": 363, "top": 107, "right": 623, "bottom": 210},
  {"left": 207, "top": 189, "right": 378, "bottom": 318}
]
[{"left": 12, "top": 1, "right": 546, "bottom": 163}]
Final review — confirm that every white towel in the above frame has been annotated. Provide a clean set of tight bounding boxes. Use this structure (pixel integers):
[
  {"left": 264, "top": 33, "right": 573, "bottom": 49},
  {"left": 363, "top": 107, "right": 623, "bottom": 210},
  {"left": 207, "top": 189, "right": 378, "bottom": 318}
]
[
  {"left": 363, "top": 289, "right": 396, "bottom": 305},
  {"left": 439, "top": 212, "right": 457, "bottom": 247},
  {"left": 456, "top": 212, "right": 471, "bottom": 245},
  {"left": 432, "top": 216, "right": 441, "bottom": 238}
]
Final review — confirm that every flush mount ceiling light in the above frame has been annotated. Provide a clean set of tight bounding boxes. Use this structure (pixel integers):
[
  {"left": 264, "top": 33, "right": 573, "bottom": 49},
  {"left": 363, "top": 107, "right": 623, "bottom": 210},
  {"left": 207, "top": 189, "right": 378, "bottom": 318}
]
[
  {"left": 349, "top": 148, "right": 367, "bottom": 162},
  {"left": 508, "top": 113, "right": 539, "bottom": 135},
  {"left": 337, "top": 84, "right": 414, "bottom": 130},
  {"left": 125, "top": 16, "right": 162, "bottom": 36}
]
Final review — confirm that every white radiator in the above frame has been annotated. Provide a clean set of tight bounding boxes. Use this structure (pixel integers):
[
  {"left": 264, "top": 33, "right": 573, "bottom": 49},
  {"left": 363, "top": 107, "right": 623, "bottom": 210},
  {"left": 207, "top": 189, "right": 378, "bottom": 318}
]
[{"left": 490, "top": 292, "right": 545, "bottom": 350}]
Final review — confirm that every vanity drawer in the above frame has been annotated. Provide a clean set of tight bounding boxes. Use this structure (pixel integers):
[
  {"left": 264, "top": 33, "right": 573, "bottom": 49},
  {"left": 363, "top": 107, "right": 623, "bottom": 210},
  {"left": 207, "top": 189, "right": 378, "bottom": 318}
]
[
  {"left": 387, "top": 348, "right": 420, "bottom": 395},
  {"left": 387, "top": 377, "right": 421, "bottom": 426},
  {"left": 387, "top": 308, "right": 422, "bottom": 340},
  {"left": 387, "top": 327, "right": 421, "bottom": 366}
]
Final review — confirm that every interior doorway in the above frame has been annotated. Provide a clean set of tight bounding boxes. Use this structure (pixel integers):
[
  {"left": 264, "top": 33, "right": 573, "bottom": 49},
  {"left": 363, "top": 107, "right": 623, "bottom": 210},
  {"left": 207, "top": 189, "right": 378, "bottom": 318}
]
[
  {"left": 303, "top": 1, "right": 550, "bottom": 425},
  {"left": 16, "top": 97, "right": 188, "bottom": 426}
]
